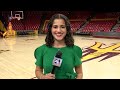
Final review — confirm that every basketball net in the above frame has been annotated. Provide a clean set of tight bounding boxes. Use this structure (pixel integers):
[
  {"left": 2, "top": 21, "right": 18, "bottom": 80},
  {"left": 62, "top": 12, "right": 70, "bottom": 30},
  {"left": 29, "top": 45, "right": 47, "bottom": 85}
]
[{"left": 17, "top": 17, "right": 21, "bottom": 21}]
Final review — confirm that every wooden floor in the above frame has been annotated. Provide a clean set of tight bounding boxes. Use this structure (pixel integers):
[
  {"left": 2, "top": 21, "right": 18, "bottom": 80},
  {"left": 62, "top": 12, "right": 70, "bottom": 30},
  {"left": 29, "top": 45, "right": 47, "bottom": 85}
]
[{"left": 0, "top": 34, "right": 120, "bottom": 79}]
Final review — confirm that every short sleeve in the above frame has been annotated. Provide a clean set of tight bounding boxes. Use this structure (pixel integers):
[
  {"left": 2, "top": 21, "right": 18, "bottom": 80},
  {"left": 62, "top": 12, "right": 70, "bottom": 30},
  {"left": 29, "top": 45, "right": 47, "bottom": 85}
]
[
  {"left": 73, "top": 45, "right": 82, "bottom": 67},
  {"left": 34, "top": 45, "right": 45, "bottom": 67}
]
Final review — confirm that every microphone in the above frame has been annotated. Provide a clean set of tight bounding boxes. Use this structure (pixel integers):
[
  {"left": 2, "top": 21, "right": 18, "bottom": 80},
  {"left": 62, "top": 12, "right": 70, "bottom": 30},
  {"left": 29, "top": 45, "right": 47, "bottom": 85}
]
[{"left": 51, "top": 50, "right": 62, "bottom": 74}]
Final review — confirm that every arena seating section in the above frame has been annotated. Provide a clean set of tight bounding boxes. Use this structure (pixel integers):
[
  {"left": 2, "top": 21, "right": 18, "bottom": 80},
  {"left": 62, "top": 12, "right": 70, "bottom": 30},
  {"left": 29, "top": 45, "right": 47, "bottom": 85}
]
[{"left": 1, "top": 11, "right": 120, "bottom": 36}]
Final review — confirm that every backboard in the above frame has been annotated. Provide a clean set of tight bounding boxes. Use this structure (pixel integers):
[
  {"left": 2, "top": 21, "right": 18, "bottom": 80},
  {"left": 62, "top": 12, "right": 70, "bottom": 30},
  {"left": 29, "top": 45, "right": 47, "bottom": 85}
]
[{"left": 11, "top": 11, "right": 24, "bottom": 20}]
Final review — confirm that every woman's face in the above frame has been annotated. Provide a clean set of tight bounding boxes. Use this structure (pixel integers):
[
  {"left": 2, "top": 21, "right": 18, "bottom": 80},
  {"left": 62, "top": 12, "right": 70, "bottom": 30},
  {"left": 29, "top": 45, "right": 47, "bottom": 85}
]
[{"left": 51, "top": 19, "right": 67, "bottom": 41}]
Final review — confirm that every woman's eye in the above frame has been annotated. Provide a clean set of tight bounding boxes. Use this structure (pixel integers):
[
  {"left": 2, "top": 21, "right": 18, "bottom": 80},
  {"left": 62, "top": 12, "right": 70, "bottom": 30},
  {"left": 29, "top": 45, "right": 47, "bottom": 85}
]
[
  {"left": 61, "top": 26, "right": 65, "bottom": 28},
  {"left": 53, "top": 26, "right": 57, "bottom": 28}
]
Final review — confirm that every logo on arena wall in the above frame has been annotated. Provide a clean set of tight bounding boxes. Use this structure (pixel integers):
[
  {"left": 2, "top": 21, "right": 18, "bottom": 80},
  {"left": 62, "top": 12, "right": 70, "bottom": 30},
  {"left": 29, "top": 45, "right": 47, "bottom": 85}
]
[{"left": 81, "top": 42, "right": 120, "bottom": 62}]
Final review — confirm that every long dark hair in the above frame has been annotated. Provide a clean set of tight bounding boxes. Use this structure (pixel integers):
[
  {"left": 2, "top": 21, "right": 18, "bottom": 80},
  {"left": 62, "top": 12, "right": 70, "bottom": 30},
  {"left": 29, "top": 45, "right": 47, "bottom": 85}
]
[{"left": 45, "top": 13, "right": 74, "bottom": 47}]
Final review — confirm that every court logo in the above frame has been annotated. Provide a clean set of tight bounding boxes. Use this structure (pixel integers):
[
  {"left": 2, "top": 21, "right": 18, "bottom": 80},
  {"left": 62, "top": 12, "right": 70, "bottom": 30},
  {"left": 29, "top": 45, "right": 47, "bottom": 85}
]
[
  {"left": 81, "top": 42, "right": 120, "bottom": 62},
  {"left": 0, "top": 50, "right": 10, "bottom": 54}
]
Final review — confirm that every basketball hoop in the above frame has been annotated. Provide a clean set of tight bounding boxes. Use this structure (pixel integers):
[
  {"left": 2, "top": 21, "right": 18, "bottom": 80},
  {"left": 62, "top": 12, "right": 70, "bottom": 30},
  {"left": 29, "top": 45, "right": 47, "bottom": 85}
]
[{"left": 11, "top": 11, "right": 24, "bottom": 20}]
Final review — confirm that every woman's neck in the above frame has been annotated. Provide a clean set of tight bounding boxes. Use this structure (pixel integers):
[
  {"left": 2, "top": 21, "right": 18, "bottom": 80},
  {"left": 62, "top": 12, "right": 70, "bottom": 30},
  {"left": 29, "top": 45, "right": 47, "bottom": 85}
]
[{"left": 53, "top": 40, "right": 66, "bottom": 48}]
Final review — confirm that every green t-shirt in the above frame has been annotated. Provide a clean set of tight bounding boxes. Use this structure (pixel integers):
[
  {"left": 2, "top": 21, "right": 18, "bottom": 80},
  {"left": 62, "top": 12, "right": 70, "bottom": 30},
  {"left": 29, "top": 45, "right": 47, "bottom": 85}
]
[{"left": 34, "top": 44, "right": 82, "bottom": 79}]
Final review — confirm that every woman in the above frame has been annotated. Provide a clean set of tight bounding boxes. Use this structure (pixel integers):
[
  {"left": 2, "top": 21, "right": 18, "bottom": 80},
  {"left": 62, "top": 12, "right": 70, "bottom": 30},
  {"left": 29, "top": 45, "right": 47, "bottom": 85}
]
[{"left": 34, "top": 13, "right": 83, "bottom": 79}]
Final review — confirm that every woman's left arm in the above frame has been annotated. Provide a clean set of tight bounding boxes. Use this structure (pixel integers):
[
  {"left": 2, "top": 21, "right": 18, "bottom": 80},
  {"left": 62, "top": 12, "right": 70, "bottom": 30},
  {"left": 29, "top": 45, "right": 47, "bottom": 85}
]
[{"left": 75, "top": 64, "right": 83, "bottom": 79}]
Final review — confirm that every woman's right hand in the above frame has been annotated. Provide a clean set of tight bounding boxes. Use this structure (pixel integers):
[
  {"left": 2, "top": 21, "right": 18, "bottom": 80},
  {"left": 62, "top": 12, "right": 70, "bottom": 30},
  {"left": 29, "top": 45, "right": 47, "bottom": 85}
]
[{"left": 40, "top": 73, "right": 55, "bottom": 79}]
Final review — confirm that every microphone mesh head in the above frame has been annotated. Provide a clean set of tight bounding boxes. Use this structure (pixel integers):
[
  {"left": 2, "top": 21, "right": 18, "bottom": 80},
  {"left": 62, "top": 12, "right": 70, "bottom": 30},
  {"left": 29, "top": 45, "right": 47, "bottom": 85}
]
[{"left": 56, "top": 51, "right": 62, "bottom": 58}]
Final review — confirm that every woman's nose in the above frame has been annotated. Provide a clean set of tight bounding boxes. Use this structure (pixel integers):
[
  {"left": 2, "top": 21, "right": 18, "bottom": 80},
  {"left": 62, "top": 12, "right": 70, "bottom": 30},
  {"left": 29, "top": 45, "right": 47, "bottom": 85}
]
[{"left": 57, "top": 27, "right": 61, "bottom": 32}]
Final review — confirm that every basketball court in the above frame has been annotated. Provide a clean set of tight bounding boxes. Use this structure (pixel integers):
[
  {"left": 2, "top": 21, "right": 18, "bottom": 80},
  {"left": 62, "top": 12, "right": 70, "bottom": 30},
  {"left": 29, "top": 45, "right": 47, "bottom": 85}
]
[{"left": 0, "top": 34, "right": 120, "bottom": 79}]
